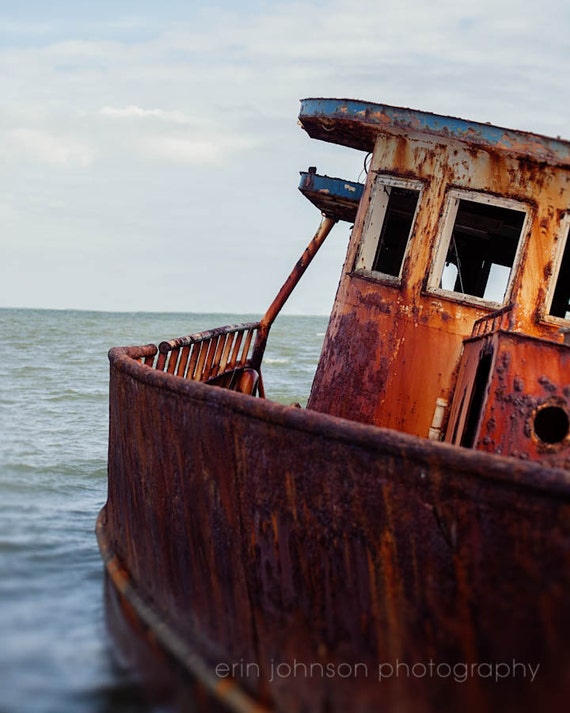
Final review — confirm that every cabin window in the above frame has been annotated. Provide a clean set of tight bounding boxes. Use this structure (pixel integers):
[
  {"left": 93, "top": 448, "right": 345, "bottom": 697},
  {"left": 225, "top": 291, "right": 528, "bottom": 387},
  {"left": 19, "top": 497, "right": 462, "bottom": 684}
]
[
  {"left": 547, "top": 215, "right": 570, "bottom": 320},
  {"left": 355, "top": 176, "right": 422, "bottom": 279},
  {"left": 428, "top": 191, "right": 528, "bottom": 305}
]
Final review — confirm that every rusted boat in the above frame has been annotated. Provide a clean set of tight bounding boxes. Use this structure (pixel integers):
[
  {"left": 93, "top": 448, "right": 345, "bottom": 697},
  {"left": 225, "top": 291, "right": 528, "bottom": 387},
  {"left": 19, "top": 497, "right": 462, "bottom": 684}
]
[{"left": 96, "top": 98, "right": 570, "bottom": 713}]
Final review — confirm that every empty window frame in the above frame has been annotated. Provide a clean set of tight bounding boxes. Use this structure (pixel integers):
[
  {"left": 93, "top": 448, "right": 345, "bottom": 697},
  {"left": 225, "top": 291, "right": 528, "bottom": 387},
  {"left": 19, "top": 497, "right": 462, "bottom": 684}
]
[
  {"left": 428, "top": 191, "right": 529, "bottom": 304},
  {"left": 547, "top": 214, "right": 570, "bottom": 320},
  {"left": 355, "top": 176, "right": 422, "bottom": 279}
]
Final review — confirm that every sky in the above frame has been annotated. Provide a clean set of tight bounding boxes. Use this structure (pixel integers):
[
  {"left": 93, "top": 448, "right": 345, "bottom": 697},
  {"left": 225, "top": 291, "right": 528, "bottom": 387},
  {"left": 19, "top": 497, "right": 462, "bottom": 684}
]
[{"left": 1, "top": 0, "right": 569, "bottom": 316}]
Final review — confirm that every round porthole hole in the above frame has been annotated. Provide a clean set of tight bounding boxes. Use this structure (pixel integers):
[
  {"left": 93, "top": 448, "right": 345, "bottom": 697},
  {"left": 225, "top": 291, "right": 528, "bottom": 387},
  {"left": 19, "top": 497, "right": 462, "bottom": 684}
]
[{"left": 533, "top": 405, "right": 570, "bottom": 445}]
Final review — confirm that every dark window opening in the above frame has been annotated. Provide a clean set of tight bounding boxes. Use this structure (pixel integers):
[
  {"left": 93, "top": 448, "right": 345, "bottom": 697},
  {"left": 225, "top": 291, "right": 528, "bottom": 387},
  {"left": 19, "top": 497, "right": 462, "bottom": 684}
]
[
  {"left": 371, "top": 187, "right": 420, "bottom": 276},
  {"left": 440, "top": 200, "right": 526, "bottom": 302},
  {"left": 533, "top": 405, "right": 569, "bottom": 444},
  {"left": 460, "top": 351, "right": 493, "bottom": 448},
  {"left": 549, "top": 236, "right": 570, "bottom": 319}
]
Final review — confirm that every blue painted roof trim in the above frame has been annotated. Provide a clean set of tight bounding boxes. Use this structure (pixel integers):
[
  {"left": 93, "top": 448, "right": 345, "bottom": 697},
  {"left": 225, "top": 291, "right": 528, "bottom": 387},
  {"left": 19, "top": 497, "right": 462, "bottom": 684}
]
[
  {"left": 298, "top": 171, "right": 364, "bottom": 222},
  {"left": 299, "top": 98, "right": 570, "bottom": 167}
]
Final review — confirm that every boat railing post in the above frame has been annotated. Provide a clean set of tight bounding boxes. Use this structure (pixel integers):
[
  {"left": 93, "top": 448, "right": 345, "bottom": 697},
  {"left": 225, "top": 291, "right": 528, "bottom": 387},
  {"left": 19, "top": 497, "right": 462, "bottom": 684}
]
[{"left": 249, "top": 214, "right": 338, "bottom": 370}]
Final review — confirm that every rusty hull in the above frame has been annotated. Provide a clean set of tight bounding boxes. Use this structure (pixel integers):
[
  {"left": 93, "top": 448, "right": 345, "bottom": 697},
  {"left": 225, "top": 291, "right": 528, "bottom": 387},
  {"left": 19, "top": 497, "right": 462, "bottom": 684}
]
[{"left": 98, "top": 347, "right": 570, "bottom": 712}]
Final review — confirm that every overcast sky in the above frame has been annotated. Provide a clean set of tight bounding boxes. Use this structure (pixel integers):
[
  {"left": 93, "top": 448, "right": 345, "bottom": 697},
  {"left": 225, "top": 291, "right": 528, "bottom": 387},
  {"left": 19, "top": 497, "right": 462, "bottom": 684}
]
[{"left": 1, "top": 0, "right": 569, "bottom": 315}]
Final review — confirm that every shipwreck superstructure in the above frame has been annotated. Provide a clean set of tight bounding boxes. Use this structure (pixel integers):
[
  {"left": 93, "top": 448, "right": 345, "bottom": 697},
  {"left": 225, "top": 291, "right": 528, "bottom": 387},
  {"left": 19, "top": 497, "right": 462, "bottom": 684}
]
[
  {"left": 97, "top": 99, "right": 570, "bottom": 713},
  {"left": 301, "top": 99, "right": 570, "bottom": 466}
]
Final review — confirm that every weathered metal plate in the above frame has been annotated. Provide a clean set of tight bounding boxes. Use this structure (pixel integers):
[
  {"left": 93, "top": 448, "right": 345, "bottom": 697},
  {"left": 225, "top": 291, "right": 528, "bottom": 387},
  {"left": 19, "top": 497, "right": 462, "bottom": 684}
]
[{"left": 100, "top": 348, "right": 570, "bottom": 712}]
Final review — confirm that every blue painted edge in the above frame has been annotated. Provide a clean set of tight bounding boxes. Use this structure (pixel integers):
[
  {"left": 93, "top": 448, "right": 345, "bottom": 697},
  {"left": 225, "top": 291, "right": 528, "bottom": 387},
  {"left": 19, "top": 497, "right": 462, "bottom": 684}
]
[
  {"left": 298, "top": 172, "right": 364, "bottom": 202},
  {"left": 298, "top": 171, "right": 364, "bottom": 221},
  {"left": 299, "top": 98, "right": 570, "bottom": 166}
]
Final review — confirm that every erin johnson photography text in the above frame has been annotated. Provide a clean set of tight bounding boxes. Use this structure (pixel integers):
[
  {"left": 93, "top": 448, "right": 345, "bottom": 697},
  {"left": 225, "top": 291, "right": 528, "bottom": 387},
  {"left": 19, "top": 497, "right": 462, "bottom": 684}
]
[{"left": 215, "top": 659, "right": 540, "bottom": 685}]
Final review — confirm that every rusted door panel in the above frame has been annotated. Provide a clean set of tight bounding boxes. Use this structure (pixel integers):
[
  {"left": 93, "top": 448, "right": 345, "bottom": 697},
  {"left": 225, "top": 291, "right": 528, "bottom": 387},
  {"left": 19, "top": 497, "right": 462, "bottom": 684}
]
[
  {"left": 475, "top": 332, "right": 570, "bottom": 466},
  {"left": 445, "top": 338, "right": 493, "bottom": 446}
]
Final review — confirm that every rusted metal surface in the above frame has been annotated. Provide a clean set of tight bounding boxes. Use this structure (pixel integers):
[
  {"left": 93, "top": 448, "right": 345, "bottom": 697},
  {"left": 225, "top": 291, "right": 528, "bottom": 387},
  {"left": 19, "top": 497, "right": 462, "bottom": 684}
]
[
  {"left": 100, "top": 349, "right": 570, "bottom": 712},
  {"left": 299, "top": 98, "right": 570, "bottom": 166},
  {"left": 307, "top": 109, "right": 570, "bottom": 453},
  {"left": 97, "top": 523, "right": 270, "bottom": 713},
  {"left": 155, "top": 323, "right": 261, "bottom": 385},
  {"left": 470, "top": 304, "right": 515, "bottom": 337},
  {"left": 440, "top": 305, "right": 570, "bottom": 465},
  {"left": 458, "top": 331, "right": 570, "bottom": 467}
]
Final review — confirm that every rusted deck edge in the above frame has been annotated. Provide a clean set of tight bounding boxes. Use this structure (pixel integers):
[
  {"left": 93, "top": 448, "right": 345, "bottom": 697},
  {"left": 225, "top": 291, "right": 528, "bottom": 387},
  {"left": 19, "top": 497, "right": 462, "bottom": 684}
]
[
  {"left": 95, "top": 510, "right": 271, "bottom": 713},
  {"left": 299, "top": 98, "right": 570, "bottom": 167},
  {"left": 109, "top": 346, "right": 570, "bottom": 500}
]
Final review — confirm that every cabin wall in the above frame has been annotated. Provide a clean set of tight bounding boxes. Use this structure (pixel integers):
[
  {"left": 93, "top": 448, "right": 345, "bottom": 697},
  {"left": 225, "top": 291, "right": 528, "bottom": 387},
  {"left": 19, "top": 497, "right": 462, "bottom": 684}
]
[{"left": 308, "top": 130, "right": 570, "bottom": 438}]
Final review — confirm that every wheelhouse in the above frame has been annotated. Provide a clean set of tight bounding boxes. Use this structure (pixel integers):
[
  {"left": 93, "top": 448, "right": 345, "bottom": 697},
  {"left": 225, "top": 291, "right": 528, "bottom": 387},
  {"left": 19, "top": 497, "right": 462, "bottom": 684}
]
[{"left": 300, "top": 99, "right": 570, "bottom": 468}]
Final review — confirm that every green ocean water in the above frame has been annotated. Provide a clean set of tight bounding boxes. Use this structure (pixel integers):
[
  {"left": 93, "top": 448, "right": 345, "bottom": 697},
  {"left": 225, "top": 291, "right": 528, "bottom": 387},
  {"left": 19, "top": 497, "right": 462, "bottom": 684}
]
[{"left": 0, "top": 308, "right": 327, "bottom": 713}]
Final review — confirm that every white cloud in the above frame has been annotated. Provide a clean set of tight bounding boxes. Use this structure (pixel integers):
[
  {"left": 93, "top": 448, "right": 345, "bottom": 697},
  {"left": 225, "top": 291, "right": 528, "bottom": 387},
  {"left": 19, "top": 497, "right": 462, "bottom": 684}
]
[
  {"left": 99, "top": 105, "right": 195, "bottom": 124},
  {"left": 1, "top": 128, "right": 96, "bottom": 166},
  {"left": 137, "top": 133, "right": 258, "bottom": 165},
  {"left": 0, "top": 0, "right": 569, "bottom": 312},
  {"left": 98, "top": 105, "right": 260, "bottom": 164}
]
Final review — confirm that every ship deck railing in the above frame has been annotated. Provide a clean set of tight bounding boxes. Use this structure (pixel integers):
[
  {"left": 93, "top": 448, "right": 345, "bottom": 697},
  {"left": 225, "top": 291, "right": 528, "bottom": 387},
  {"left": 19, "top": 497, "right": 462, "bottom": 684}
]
[
  {"left": 134, "top": 321, "right": 266, "bottom": 396},
  {"left": 471, "top": 304, "right": 514, "bottom": 337}
]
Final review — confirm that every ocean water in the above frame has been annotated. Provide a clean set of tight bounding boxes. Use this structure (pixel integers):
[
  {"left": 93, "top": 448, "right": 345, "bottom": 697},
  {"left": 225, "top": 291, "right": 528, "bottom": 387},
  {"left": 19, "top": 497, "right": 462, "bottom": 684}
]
[{"left": 0, "top": 308, "right": 327, "bottom": 713}]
